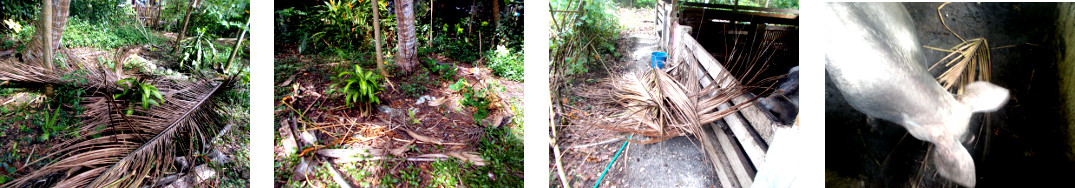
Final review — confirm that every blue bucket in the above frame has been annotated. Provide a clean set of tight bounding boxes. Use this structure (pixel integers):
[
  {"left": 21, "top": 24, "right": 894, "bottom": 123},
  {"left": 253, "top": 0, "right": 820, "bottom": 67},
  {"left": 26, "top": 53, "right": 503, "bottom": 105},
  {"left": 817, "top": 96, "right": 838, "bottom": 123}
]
[{"left": 651, "top": 52, "right": 667, "bottom": 69}]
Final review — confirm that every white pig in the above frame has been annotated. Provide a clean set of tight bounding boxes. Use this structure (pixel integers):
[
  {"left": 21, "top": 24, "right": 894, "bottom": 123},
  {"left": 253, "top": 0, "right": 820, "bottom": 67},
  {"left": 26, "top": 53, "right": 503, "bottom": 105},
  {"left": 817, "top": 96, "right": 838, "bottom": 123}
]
[{"left": 822, "top": 2, "right": 1010, "bottom": 187}]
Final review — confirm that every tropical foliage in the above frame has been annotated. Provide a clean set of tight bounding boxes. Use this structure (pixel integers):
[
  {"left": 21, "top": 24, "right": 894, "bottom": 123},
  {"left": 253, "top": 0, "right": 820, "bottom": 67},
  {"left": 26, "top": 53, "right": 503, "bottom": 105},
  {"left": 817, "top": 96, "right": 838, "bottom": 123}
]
[
  {"left": 332, "top": 64, "right": 384, "bottom": 107},
  {"left": 551, "top": 0, "right": 621, "bottom": 79}
]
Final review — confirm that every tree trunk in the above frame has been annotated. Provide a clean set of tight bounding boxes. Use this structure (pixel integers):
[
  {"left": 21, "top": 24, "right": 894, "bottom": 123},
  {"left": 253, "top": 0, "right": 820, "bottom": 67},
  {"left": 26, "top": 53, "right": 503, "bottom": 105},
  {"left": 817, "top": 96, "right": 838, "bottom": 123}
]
[
  {"left": 174, "top": 0, "right": 199, "bottom": 54},
  {"left": 493, "top": 0, "right": 500, "bottom": 47},
  {"left": 225, "top": 19, "right": 249, "bottom": 74},
  {"left": 428, "top": 0, "right": 432, "bottom": 48},
  {"left": 43, "top": 0, "right": 53, "bottom": 71},
  {"left": 395, "top": 0, "right": 417, "bottom": 73},
  {"left": 25, "top": 0, "right": 71, "bottom": 67},
  {"left": 371, "top": 0, "right": 386, "bottom": 76}
]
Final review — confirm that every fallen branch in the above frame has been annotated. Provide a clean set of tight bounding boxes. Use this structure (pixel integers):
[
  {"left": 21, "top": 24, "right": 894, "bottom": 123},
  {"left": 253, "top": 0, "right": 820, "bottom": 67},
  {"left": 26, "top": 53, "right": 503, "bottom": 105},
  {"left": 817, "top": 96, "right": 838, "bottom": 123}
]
[
  {"left": 551, "top": 115, "right": 572, "bottom": 188},
  {"left": 401, "top": 129, "right": 465, "bottom": 145}
]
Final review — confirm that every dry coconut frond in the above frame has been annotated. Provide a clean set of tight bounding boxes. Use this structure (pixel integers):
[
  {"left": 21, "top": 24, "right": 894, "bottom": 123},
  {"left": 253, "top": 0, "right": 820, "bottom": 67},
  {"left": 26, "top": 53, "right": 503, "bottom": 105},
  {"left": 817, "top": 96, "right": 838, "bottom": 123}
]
[
  {"left": 0, "top": 49, "right": 126, "bottom": 90},
  {"left": 5, "top": 77, "right": 236, "bottom": 188},
  {"left": 927, "top": 3, "right": 992, "bottom": 94},
  {"left": 926, "top": 38, "right": 991, "bottom": 94},
  {"left": 610, "top": 67, "right": 752, "bottom": 138}
]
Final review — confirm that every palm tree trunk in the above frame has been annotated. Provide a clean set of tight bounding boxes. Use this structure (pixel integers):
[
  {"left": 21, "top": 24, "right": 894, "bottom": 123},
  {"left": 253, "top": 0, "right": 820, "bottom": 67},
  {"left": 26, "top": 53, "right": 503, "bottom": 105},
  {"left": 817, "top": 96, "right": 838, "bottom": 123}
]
[
  {"left": 174, "top": 0, "right": 199, "bottom": 54},
  {"left": 371, "top": 0, "right": 386, "bottom": 76},
  {"left": 395, "top": 0, "right": 417, "bottom": 73}
]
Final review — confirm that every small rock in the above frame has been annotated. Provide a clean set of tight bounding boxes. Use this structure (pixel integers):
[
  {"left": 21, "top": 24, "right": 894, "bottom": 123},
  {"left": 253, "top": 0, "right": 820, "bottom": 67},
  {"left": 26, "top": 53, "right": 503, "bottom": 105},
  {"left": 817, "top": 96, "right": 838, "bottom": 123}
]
[
  {"left": 164, "top": 165, "right": 215, "bottom": 188},
  {"left": 415, "top": 95, "right": 436, "bottom": 105},
  {"left": 208, "top": 149, "right": 228, "bottom": 164},
  {"left": 378, "top": 105, "right": 396, "bottom": 114}
]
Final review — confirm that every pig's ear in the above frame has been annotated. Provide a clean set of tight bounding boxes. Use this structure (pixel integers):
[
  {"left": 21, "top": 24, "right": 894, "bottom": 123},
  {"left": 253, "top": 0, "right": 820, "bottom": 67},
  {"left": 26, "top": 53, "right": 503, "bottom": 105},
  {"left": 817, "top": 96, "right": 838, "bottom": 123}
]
[
  {"left": 933, "top": 139, "right": 977, "bottom": 187},
  {"left": 957, "top": 81, "right": 1009, "bottom": 112}
]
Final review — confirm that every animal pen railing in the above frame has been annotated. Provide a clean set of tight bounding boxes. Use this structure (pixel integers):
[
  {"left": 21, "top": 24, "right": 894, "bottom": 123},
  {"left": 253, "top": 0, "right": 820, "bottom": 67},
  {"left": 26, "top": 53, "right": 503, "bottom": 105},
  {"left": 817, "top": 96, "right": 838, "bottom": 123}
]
[{"left": 656, "top": 0, "right": 797, "bottom": 187}]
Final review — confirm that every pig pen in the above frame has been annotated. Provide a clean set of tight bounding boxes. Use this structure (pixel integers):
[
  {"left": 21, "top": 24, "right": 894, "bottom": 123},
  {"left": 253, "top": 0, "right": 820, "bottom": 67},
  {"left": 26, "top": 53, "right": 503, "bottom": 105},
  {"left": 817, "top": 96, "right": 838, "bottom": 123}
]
[{"left": 826, "top": 2, "right": 1075, "bottom": 187}]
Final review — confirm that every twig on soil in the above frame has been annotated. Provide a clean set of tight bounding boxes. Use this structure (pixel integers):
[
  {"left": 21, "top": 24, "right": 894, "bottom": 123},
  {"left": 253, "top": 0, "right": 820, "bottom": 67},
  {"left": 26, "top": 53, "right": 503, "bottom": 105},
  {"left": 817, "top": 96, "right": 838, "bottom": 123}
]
[
  {"left": 390, "top": 138, "right": 465, "bottom": 146},
  {"left": 568, "top": 137, "right": 625, "bottom": 149}
]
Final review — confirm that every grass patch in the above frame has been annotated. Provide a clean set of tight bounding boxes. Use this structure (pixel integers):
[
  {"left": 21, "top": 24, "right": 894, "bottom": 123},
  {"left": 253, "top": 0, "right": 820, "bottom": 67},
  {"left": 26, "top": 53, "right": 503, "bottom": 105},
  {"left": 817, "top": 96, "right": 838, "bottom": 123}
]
[{"left": 62, "top": 17, "right": 166, "bottom": 49}]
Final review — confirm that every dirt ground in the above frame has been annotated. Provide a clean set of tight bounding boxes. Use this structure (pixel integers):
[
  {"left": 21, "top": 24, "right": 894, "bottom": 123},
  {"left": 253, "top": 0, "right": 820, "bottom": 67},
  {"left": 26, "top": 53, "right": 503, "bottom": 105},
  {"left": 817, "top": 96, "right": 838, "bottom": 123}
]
[
  {"left": 826, "top": 2, "right": 1075, "bottom": 187},
  {"left": 272, "top": 44, "right": 524, "bottom": 187}
]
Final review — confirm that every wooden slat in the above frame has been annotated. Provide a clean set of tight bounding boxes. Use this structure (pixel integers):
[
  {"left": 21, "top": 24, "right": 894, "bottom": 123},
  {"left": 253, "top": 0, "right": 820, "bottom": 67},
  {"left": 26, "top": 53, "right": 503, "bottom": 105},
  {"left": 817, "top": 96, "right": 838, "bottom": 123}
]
[
  {"left": 681, "top": 2, "right": 799, "bottom": 14},
  {"left": 710, "top": 121, "right": 753, "bottom": 187},
  {"left": 675, "top": 27, "right": 768, "bottom": 172},
  {"left": 731, "top": 95, "right": 779, "bottom": 144},
  {"left": 681, "top": 27, "right": 778, "bottom": 145},
  {"left": 682, "top": 7, "right": 798, "bottom": 26},
  {"left": 699, "top": 122, "right": 736, "bottom": 187}
]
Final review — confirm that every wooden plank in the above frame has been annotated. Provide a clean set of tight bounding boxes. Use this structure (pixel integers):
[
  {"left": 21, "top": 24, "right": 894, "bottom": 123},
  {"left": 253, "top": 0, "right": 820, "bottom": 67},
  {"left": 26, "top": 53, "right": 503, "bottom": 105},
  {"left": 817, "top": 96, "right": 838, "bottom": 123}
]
[
  {"left": 710, "top": 121, "right": 753, "bottom": 187},
  {"left": 689, "top": 46, "right": 766, "bottom": 170},
  {"left": 682, "top": 7, "right": 798, "bottom": 26},
  {"left": 699, "top": 122, "right": 736, "bottom": 187},
  {"left": 732, "top": 95, "right": 779, "bottom": 144},
  {"left": 681, "top": 27, "right": 779, "bottom": 145}
]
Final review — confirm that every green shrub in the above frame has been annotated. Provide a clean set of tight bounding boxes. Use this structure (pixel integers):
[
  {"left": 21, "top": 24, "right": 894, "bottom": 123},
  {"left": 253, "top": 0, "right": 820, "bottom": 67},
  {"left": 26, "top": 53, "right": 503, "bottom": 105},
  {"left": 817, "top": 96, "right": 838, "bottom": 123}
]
[
  {"left": 115, "top": 77, "right": 164, "bottom": 111},
  {"left": 179, "top": 27, "right": 231, "bottom": 73},
  {"left": 296, "top": 0, "right": 393, "bottom": 53},
  {"left": 400, "top": 70, "right": 430, "bottom": 98},
  {"left": 422, "top": 58, "right": 456, "bottom": 82},
  {"left": 2, "top": 19, "right": 32, "bottom": 52},
  {"left": 485, "top": 46, "right": 523, "bottom": 82},
  {"left": 331, "top": 64, "right": 383, "bottom": 108},
  {"left": 0, "top": 0, "right": 35, "bottom": 23},
  {"left": 466, "top": 125, "right": 523, "bottom": 187},
  {"left": 551, "top": 0, "right": 621, "bottom": 77},
  {"left": 448, "top": 79, "right": 503, "bottom": 124}
]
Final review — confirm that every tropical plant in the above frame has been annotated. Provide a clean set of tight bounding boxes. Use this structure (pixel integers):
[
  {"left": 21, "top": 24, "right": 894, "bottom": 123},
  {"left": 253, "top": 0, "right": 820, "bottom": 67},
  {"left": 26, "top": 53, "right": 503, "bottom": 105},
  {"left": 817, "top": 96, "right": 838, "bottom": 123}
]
[
  {"left": 422, "top": 57, "right": 456, "bottom": 81},
  {"left": 332, "top": 64, "right": 384, "bottom": 108},
  {"left": 448, "top": 79, "right": 501, "bottom": 124},
  {"left": 303, "top": 0, "right": 395, "bottom": 53},
  {"left": 179, "top": 27, "right": 230, "bottom": 73},
  {"left": 485, "top": 46, "right": 523, "bottom": 82},
  {"left": 37, "top": 106, "right": 63, "bottom": 141},
  {"left": 115, "top": 77, "right": 164, "bottom": 111}
]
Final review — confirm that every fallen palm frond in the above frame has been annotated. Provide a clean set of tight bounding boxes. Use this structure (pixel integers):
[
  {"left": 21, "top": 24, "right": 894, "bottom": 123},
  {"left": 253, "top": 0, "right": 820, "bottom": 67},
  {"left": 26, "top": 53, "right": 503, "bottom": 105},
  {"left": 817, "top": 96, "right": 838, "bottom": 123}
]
[
  {"left": 5, "top": 77, "right": 234, "bottom": 187},
  {"left": 0, "top": 49, "right": 241, "bottom": 187},
  {"left": 927, "top": 2, "right": 992, "bottom": 94},
  {"left": 0, "top": 49, "right": 123, "bottom": 89},
  {"left": 608, "top": 66, "right": 757, "bottom": 140},
  {"left": 926, "top": 38, "right": 991, "bottom": 94}
]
